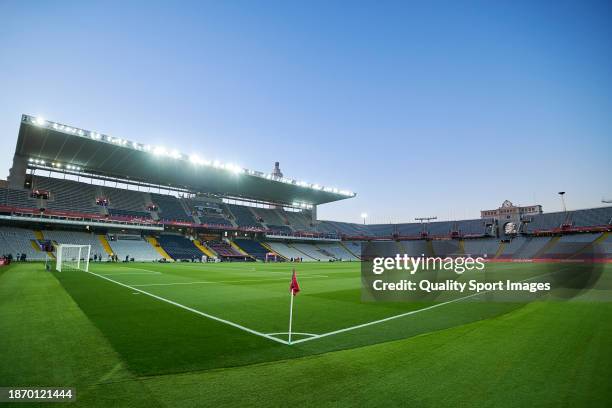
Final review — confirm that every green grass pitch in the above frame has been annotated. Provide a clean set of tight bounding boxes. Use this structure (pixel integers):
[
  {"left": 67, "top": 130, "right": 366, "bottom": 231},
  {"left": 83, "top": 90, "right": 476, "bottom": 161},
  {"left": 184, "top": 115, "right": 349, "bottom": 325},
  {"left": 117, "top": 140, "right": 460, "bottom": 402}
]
[{"left": 1, "top": 261, "right": 611, "bottom": 407}]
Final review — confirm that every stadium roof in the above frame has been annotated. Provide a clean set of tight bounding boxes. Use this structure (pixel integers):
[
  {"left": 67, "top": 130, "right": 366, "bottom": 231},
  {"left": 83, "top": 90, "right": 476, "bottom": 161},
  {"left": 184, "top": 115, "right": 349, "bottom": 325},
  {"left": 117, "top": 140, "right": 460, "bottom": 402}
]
[{"left": 14, "top": 115, "right": 356, "bottom": 206}]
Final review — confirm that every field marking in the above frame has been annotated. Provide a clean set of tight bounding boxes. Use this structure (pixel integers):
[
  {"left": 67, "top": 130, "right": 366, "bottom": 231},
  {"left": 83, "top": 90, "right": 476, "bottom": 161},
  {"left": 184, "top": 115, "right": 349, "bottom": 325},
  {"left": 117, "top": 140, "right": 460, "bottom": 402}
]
[
  {"left": 98, "top": 267, "right": 162, "bottom": 276},
  {"left": 99, "top": 272, "right": 162, "bottom": 276},
  {"left": 82, "top": 270, "right": 289, "bottom": 345},
  {"left": 289, "top": 271, "right": 553, "bottom": 345},
  {"left": 131, "top": 275, "right": 328, "bottom": 287},
  {"left": 266, "top": 332, "right": 318, "bottom": 338},
  {"left": 81, "top": 266, "right": 555, "bottom": 347}
]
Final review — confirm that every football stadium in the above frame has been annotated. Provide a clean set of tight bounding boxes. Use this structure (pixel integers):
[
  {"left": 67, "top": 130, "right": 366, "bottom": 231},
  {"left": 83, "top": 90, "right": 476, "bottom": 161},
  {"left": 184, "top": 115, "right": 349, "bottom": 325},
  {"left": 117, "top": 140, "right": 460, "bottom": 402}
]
[
  {"left": 2, "top": 2, "right": 612, "bottom": 407},
  {"left": 1, "top": 114, "right": 611, "bottom": 406}
]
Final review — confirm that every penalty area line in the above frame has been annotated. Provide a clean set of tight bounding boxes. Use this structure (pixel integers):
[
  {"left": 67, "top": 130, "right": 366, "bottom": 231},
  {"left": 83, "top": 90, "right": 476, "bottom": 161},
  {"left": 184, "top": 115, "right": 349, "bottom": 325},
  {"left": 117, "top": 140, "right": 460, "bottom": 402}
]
[{"left": 82, "top": 270, "right": 289, "bottom": 345}]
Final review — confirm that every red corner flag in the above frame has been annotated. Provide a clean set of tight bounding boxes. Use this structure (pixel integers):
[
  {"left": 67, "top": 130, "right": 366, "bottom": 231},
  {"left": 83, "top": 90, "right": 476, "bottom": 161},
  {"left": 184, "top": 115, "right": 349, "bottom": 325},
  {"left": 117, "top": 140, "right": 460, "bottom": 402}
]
[{"left": 289, "top": 269, "right": 300, "bottom": 296}]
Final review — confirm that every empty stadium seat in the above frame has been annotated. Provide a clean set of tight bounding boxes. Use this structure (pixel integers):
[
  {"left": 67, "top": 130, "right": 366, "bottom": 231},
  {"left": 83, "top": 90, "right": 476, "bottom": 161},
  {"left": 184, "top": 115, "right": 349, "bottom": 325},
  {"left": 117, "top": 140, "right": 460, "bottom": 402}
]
[
  {"left": 227, "top": 205, "right": 262, "bottom": 228},
  {"left": 107, "top": 235, "right": 160, "bottom": 261},
  {"left": 151, "top": 194, "right": 194, "bottom": 222},
  {"left": 156, "top": 234, "right": 203, "bottom": 260}
]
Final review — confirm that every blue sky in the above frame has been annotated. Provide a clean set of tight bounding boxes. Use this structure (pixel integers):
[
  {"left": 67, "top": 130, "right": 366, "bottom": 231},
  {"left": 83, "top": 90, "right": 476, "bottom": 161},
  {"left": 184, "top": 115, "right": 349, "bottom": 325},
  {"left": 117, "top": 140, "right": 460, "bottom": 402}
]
[{"left": 1, "top": 0, "right": 610, "bottom": 223}]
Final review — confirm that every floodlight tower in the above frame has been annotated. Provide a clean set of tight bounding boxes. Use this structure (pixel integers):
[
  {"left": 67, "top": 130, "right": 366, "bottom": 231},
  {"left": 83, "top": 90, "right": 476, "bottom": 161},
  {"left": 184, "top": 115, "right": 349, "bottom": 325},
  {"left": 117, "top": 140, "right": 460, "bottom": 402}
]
[
  {"left": 558, "top": 192, "right": 567, "bottom": 212},
  {"left": 361, "top": 213, "right": 368, "bottom": 225}
]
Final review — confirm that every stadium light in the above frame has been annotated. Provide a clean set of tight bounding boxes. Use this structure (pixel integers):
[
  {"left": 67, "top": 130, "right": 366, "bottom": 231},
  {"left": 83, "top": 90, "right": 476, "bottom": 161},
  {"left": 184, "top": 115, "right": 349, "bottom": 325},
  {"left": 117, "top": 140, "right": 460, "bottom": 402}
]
[
  {"left": 189, "top": 154, "right": 202, "bottom": 164},
  {"left": 153, "top": 146, "right": 167, "bottom": 156},
  {"left": 558, "top": 192, "right": 567, "bottom": 212},
  {"left": 24, "top": 115, "right": 357, "bottom": 197},
  {"left": 361, "top": 213, "right": 368, "bottom": 224},
  {"left": 225, "top": 163, "right": 242, "bottom": 174}
]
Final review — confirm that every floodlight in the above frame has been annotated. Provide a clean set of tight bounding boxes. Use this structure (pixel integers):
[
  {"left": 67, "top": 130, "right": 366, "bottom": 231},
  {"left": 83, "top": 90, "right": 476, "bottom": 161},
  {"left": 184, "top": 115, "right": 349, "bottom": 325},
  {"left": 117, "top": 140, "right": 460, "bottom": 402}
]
[
  {"left": 153, "top": 146, "right": 167, "bottom": 156},
  {"left": 34, "top": 117, "right": 46, "bottom": 126},
  {"left": 169, "top": 150, "right": 181, "bottom": 159},
  {"left": 189, "top": 154, "right": 201, "bottom": 164}
]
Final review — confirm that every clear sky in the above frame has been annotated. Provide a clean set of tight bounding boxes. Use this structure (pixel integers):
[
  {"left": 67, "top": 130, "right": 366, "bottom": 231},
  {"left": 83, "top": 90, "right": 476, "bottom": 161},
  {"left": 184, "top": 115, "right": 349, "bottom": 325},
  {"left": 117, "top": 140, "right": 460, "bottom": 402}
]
[{"left": 1, "top": 0, "right": 610, "bottom": 224}]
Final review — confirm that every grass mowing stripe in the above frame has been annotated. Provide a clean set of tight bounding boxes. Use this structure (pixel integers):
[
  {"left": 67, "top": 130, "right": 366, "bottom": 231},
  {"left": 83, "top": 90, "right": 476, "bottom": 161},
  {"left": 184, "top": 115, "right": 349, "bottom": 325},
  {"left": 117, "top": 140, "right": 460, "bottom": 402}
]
[
  {"left": 291, "top": 271, "right": 554, "bottom": 345},
  {"left": 83, "top": 269, "right": 289, "bottom": 345},
  {"left": 131, "top": 275, "right": 329, "bottom": 287}
]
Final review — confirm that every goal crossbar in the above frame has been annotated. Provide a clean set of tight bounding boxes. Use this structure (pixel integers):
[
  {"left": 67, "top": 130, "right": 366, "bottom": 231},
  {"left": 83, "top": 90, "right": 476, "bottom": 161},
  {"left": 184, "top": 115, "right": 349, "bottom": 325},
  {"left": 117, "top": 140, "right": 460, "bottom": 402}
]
[{"left": 56, "top": 244, "right": 91, "bottom": 272}]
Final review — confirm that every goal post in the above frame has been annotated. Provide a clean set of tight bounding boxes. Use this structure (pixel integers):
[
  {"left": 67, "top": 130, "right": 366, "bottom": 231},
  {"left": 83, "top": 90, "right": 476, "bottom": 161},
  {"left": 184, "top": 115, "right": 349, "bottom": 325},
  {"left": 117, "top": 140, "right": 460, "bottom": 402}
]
[{"left": 56, "top": 244, "right": 91, "bottom": 272}]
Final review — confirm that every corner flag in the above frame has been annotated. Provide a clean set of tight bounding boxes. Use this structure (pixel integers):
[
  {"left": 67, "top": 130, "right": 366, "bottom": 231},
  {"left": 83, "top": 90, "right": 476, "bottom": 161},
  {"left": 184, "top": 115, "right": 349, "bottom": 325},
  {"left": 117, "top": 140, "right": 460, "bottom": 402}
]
[
  {"left": 288, "top": 269, "right": 300, "bottom": 344},
  {"left": 290, "top": 269, "right": 300, "bottom": 296}
]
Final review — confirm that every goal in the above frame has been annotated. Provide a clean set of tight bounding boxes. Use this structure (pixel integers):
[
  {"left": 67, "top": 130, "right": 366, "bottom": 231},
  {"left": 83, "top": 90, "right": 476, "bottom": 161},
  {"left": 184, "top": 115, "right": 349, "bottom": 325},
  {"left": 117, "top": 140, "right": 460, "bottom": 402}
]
[{"left": 56, "top": 244, "right": 91, "bottom": 272}]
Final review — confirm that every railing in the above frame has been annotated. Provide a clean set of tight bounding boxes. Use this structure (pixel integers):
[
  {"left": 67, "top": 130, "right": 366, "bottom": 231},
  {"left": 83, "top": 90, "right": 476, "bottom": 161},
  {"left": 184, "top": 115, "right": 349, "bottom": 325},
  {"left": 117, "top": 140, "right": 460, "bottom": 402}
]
[{"left": 0, "top": 205, "right": 162, "bottom": 228}]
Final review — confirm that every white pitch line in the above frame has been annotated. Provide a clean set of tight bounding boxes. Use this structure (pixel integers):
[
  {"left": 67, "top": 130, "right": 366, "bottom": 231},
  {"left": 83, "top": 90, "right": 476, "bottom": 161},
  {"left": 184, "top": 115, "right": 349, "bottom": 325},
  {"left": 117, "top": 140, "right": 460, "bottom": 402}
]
[
  {"left": 266, "top": 332, "right": 319, "bottom": 338},
  {"left": 99, "top": 272, "right": 162, "bottom": 276},
  {"left": 289, "top": 271, "right": 553, "bottom": 345},
  {"left": 82, "top": 270, "right": 289, "bottom": 345},
  {"left": 132, "top": 275, "right": 328, "bottom": 287}
]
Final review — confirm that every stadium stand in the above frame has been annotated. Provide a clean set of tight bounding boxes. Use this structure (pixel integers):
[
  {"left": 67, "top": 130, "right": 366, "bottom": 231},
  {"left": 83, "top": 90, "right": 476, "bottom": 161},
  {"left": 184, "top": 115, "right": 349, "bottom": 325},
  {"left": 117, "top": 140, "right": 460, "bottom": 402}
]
[
  {"left": 41, "top": 229, "right": 106, "bottom": 257},
  {"left": 0, "top": 226, "right": 47, "bottom": 260},
  {"left": 396, "top": 223, "right": 422, "bottom": 237},
  {"left": 427, "top": 221, "right": 454, "bottom": 236},
  {"left": 102, "top": 187, "right": 148, "bottom": 213},
  {"left": 151, "top": 194, "right": 193, "bottom": 222},
  {"left": 191, "top": 201, "right": 233, "bottom": 227},
  {"left": 497, "top": 236, "right": 527, "bottom": 259},
  {"left": 234, "top": 239, "right": 270, "bottom": 261},
  {"left": 156, "top": 234, "right": 203, "bottom": 260},
  {"left": 320, "top": 221, "right": 367, "bottom": 236},
  {"left": 523, "top": 211, "right": 570, "bottom": 232},
  {"left": 316, "top": 243, "right": 359, "bottom": 261},
  {"left": 33, "top": 176, "right": 99, "bottom": 214},
  {"left": 540, "top": 233, "right": 602, "bottom": 258},
  {"left": 431, "top": 240, "right": 462, "bottom": 257},
  {"left": 399, "top": 240, "right": 431, "bottom": 256},
  {"left": 266, "top": 242, "right": 316, "bottom": 261},
  {"left": 343, "top": 241, "right": 362, "bottom": 258},
  {"left": 593, "top": 233, "right": 612, "bottom": 259},
  {"left": 107, "top": 234, "right": 160, "bottom": 261},
  {"left": 285, "top": 211, "right": 314, "bottom": 232},
  {"left": 0, "top": 187, "right": 34, "bottom": 209},
  {"left": 511, "top": 236, "right": 551, "bottom": 259},
  {"left": 291, "top": 243, "right": 334, "bottom": 261},
  {"left": 207, "top": 241, "right": 250, "bottom": 260},
  {"left": 367, "top": 224, "right": 396, "bottom": 237},
  {"left": 227, "top": 204, "right": 262, "bottom": 228},
  {"left": 569, "top": 207, "right": 612, "bottom": 228},
  {"left": 463, "top": 238, "right": 500, "bottom": 257},
  {"left": 456, "top": 218, "right": 491, "bottom": 236},
  {"left": 267, "top": 225, "right": 294, "bottom": 235},
  {"left": 251, "top": 207, "right": 287, "bottom": 227}
]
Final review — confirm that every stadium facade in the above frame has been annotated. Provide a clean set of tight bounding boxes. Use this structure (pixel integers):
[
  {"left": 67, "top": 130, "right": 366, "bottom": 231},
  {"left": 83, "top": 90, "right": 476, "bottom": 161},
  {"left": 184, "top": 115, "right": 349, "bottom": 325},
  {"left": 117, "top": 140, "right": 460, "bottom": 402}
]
[{"left": 1, "top": 114, "right": 611, "bottom": 263}]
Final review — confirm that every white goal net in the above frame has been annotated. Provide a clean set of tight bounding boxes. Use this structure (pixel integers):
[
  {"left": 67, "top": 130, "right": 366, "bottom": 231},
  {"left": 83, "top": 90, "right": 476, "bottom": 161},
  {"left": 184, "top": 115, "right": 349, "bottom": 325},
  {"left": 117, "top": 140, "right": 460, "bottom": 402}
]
[{"left": 56, "top": 244, "right": 91, "bottom": 272}]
